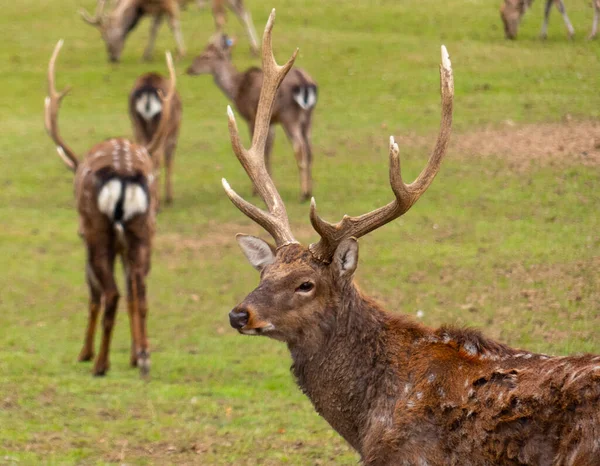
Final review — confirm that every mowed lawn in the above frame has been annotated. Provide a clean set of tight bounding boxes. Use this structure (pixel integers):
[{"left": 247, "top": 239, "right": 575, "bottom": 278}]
[{"left": 1, "top": 0, "right": 599, "bottom": 464}]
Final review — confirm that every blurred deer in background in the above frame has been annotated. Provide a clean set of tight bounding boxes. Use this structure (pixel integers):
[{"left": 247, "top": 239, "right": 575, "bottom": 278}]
[
  {"left": 44, "top": 40, "right": 177, "bottom": 376},
  {"left": 80, "top": 0, "right": 258, "bottom": 62},
  {"left": 187, "top": 33, "right": 317, "bottom": 201},
  {"left": 222, "top": 10, "right": 600, "bottom": 464},
  {"left": 129, "top": 72, "right": 182, "bottom": 205},
  {"left": 500, "top": 0, "right": 599, "bottom": 39}
]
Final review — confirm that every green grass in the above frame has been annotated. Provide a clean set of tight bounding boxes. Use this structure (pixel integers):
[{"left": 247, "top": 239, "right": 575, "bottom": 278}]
[{"left": 1, "top": 0, "right": 599, "bottom": 464}]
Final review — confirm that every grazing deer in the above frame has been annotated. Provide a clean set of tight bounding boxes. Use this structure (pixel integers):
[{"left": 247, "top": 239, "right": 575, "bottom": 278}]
[
  {"left": 500, "top": 0, "right": 600, "bottom": 40},
  {"left": 80, "top": 0, "right": 258, "bottom": 62},
  {"left": 223, "top": 10, "right": 600, "bottom": 465},
  {"left": 187, "top": 33, "right": 317, "bottom": 201},
  {"left": 44, "top": 40, "right": 177, "bottom": 376},
  {"left": 129, "top": 72, "right": 182, "bottom": 205}
]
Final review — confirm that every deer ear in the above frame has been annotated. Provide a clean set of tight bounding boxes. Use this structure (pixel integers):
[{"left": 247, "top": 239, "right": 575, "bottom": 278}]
[
  {"left": 333, "top": 238, "right": 359, "bottom": 279},
  {"left": 236, "top": 234, "right": 276, "bottom": 271}
]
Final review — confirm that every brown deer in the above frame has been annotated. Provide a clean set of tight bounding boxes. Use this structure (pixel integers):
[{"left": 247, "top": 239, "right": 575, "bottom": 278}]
[
  {"left": 500, "top": 0, "right": 599, "bottom": 40},
  {"left": 80, "top": 0, "right": 258, "bottom": 62},
  {"left": 222, "top": 10, "right": 600, "bottom": 465},
  {"left": 187, "top": 33, "right": 317, "bottom": 201},
  {"left": 129, "top": 72, "right": 182, "bottom": 205},
  {"left": 44, "top": 40, "right": 177, "bottom": 376}
]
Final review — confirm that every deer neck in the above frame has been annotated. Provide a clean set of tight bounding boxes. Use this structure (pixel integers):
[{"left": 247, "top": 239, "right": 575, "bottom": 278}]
[
  {"left": 211, "top": 60, "right": 243, "bottom": 102},
  {"left": 288, "top": 283, "right": 426, "bottom": 453}
]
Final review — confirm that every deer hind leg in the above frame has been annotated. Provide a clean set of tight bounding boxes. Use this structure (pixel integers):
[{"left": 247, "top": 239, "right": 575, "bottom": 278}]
[
  {"left": 78, "top": 262, "right": 102, "bottom": 362},
  {"left": 540, "top": 0, "right": 554, "bottom": 39},
  {"left": 227, "top": 0, "right": 259, "bottom": 55},
  {"left": 285, "top": 124, "right": 312, "bottom": 202},
  {"left": 212, "top": 0, "right": 226, "bottom": 31},
  {"left": 143, "top": 15, "right": 164, "bottom": 62},
  {"left": 164, "top": 142, "right": 176, "bottom": 205},
  {"left": 590, "top": 0, "right": 600, "bottom": 39},
  {"left": 555, "top": 0, "right": 575, "bottom": 38},
  {"left": 166, "top": 6, "right": 185, "bottom": 58},
  {"left": 126, "top": 241, "right": 152, "bottom": 377},
  {"left": 90, "top": 247, "right": 119, "bottom": 376}
]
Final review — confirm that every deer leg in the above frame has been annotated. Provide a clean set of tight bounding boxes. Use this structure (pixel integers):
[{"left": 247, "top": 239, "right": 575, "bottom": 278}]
[
  {"left": 143, "top": 15, "right": 164, "bottom": 62},
  {"left": 540, "top": 0, "right": 554, "bottom": 39},
  {"left": 127, "top": 241, "right": 151, "bottom": 377},
  {"left": 166, "top": 10, "right": 185, "bottom": 58},
  {"left": 164, "top": 143, "right": 175, "bottom": 205},
  {"left": 78, "top": 263, "right": 102, "bottom": 362},
  {"left": 227, "top": 0, "right": 259, "bottom": 55},
  {"left": 212, "top": 0, "right": 226, "bottom": 31},
  {"left": 284, "top": 126, "right": 312, "bottom": 202},
  {"left": 90, "top": 249, "right": 119, "bottom": 377},
  {"left": 555, "top": 0, "right": 575, "bottom": 38},
  {"left": 590, "top": 0, "right": 599, "bottom": 39}
]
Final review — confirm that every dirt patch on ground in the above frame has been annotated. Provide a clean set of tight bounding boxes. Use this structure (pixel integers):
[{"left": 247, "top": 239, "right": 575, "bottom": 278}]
[{"left": 400, "top": 120, "right": 600, "bottom": 172}]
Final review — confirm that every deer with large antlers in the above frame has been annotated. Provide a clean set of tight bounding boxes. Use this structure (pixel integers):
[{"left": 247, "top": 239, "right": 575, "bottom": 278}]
[
  {"left": 187, "top": 33, "right": 317, "bottom": 201},
  {"left": 500, "top": 0, "right": 600, "bottom": 40},
  {"left": 129, "top": 71, "right": 182, "bottom": 205},
  {"left": 223, "top": 10, "right": 600, "bottom": 464},
  {"left": 80, "top": 0, "right": 258, "bottom": 62},
  {"left": 44, "top": 40, "right": 177, "bottom": 376}
]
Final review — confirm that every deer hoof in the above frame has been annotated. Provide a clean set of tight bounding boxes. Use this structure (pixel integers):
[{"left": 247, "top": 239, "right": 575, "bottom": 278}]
[
  {"left": 78, "top": 348, "right": 94, "bottom": 362},
  {"left": 300, "top": 193, "right": 312, "bottom": 203},
  {"left": 138, "top": 352, "right": 151, "bottom": 377},
  {"left": 92, "top": 363, "right": 109, "bottom": 377}
]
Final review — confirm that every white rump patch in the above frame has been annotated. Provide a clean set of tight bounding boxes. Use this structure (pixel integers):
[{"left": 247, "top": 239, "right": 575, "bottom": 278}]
[
  {"left": 293, "top": 86, "right": 317, "bottom": 110},
  {"left": 123, "top": 184, "right": 148, "bottom": 221},
  {"left": 97, "top": 179, "right": 122, "bottom": 220},
  {"left": 135, "top": 92, "right": 162, "bottom": 121}
]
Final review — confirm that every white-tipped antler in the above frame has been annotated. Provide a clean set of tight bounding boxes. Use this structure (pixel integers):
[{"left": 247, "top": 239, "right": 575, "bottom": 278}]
[
  {"left": 309, "top": 45, "right": 454, "bottom": 262},
  {"left": 222, "top": 9, "right": 299, "bottom": 247},
  {"left": 44, "top": 40, "right": 79, "bottom": 172}
]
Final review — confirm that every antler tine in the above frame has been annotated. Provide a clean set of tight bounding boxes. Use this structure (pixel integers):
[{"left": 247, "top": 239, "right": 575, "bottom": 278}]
[
  {"left": 222, "top": 9, "right": 299, "bottom": 247},
  {"left": 145, "top": 51, "right": 177, "bottom": 161},
  {"left": 309, "top": 45, "right": 454, "bottom": 262},
  {"left": 80, "top": 0, "right": 107, "bottom": 26},
  {"left": 44, "top": 40, "right": 79, "bottom": 172}
]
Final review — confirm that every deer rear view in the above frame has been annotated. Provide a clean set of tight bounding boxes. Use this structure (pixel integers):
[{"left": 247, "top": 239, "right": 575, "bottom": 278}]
[
  {"left": 44, "top": 41, "right": 177, "bottom": 376},
  {"left": 222, "top": 10, "right": 600, "bottom": 465},
  {"left": 187, "top": 33, "right": 317, "bottom": 201},
  {"left": 129, "top": 72, "right": 182, "bottom": 205}
]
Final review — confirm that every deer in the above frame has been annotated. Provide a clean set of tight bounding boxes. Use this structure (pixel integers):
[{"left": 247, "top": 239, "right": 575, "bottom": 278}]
[
  {"left": 222, "top": 10, "right": 600, "bottom": 465},
  {"left": 500, "top": 0, "right": 600, "bottom": 40},
  {"left": 44, "top": 40, "right": 177, "bottom": 377},
  {"left": 80, "top": 0, "right": 258, "bottom": 63},
  {"left": 129, "top": 71, "right": 182, "bottom": 205},
  {"left": 187, "top": 33, "right": 317, "bottom": 202}
]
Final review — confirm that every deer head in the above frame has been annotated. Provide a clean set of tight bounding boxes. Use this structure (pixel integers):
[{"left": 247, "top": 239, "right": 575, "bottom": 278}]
[
  {"left": 223, "top": 10, "right": 453, "bottom": 346},
  {"left": 80, "top": 0, "right": 126, "bottom": 62},
  {"left": 186, "top": 33, "right": 236, "bottom": 75},
  {"left": 500, "top": 0, "right": 530, "bottom": 39}
]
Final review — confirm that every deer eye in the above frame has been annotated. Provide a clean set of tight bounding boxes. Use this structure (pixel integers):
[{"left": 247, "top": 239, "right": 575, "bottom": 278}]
[{"left": 296, "top": 281, "right": 314, "bottom": 293}]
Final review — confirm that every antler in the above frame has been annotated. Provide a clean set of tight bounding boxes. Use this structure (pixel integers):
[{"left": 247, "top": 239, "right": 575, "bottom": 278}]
[
  {"left": 44, "top": 40, "right": 79, "bottom": 172},
  {"left": 144, "top": 51, "right": 177, "bottom": 159},
  {"left": 309, "top": 45, "right": 454, "bottom": 262},
  {"left": 222, "top": 9, "right": 299, "bottom": 247},
  {"left": 80, "top": 0, "right": 107, "bottom": 26}
]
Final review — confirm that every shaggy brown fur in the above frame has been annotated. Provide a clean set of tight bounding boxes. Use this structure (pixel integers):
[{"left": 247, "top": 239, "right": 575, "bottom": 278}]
[{"left": 234, "top": 244, "right": 600, "bottom": 465}]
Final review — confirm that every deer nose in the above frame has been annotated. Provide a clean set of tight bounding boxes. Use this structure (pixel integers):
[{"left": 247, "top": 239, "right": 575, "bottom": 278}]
[{"left": 229, "top": 307, "right": 249, "bottom": 329}]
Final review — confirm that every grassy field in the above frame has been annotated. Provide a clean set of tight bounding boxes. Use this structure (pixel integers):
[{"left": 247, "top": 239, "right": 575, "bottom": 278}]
[{"left": 1, "top": 0, "right": 599, "bottom": 464}]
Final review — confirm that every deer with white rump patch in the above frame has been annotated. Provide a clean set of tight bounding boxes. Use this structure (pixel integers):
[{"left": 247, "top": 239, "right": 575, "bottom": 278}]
[
  {"left": 44, "top": 40, "right": 177, "bottom": 376},
  {"left": 129, "top": 71, "right": 182, "bottom": 205},
  {"left": 187, "top": 32, "right": 317, "bottom": 202},
  {"left": 222, "top": 10, "right": 600, "bottom": 465},
  {"left": 500, "top": 0, "right": 600, "bottom": 40},
  {"left": 80, "top": 0, "right": 259, "bottom": 62}
]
